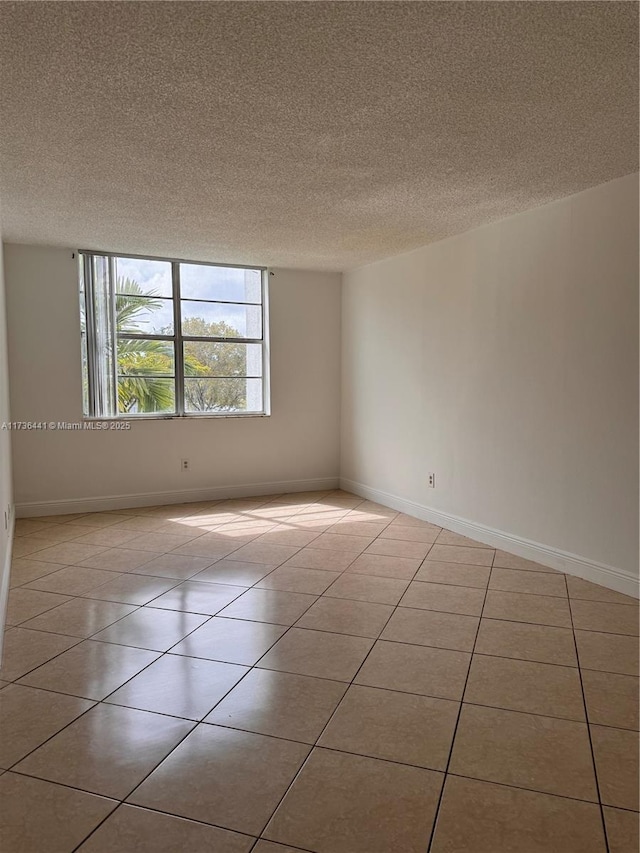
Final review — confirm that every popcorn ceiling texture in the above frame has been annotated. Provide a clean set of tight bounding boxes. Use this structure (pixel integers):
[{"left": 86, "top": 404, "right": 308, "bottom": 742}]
[{"left": 0, "top": 1, "right": 637, "bottom": 271}]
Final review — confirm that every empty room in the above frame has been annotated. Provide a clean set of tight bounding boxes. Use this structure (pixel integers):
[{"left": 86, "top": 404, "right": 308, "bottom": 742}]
[{"left": 0, "top": 2, "right": 638, "bottom": 852}]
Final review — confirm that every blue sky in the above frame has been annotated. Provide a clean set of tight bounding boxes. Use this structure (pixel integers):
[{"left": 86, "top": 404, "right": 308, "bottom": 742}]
[{"left": 115, "top": 256, "right": 262, "bottom": 336}]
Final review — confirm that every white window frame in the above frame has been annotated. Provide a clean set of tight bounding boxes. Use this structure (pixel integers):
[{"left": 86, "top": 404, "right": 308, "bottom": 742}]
[{"left": 79, "top": 250, "right": 271, "bottom": 419}]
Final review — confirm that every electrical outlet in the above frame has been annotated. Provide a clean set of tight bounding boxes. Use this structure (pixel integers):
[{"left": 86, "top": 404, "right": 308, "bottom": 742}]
[
  {"left": 181, "top": 459, "right": 189, "bottom": 471},
  {"left": 427, "top": 473, "right": 436, "bottom": 488}
]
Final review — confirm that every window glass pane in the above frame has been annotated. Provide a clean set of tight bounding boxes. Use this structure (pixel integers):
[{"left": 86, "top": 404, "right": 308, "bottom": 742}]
[
  {"left": 183, "top": 341, "right": 262, "bottom": 378},
  {"left": 184, "top": 378, "right": 263, "bottom": 413},
  {"left": 181, "top": 302, "right": 261, "bottom": 339},
  {"left": 115, "top": 257, "right": 173, "bottom": 298},
  {"left": 117, "top": 377, "right": 175, "bottom": 415},
  {"left": 117, "top": 338, "right": 175, "bottom": 377},
  {"left": 116, "top": 295, "right": 174, "bottom": 335},
  {"left": 180, "top": 264, "right": 261, "bottom": 303},
  {"left": 82, "top": 252, "right": 267, "bottom": 419}
]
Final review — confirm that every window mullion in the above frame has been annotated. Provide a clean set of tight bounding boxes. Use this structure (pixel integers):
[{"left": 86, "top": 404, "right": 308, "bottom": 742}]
[
  {"left": 180, "top": 336, "right": 263, "bottom": 344},
  {"left": 117, "top": 333, "right": 174, "bottom": 342},
  {"left": 172, "top": 261, "right": 185, "bottom": 416},
  {"left": 262, "top": 269, "right": 271, "bottom": 416},
  {"left": 80, "top": 251, "right": 269, "bottom": 419},
  {"left": 108, "top": 256, "right": 118, "bottom": 418}
]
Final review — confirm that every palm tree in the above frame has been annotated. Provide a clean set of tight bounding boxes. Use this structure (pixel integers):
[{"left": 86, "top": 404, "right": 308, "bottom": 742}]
[
  {"left": 115, "top": 278, "right": 217, "bottom": 413},
  {"left": 116, "top": 278, "right": 175, "bottom": 413}
]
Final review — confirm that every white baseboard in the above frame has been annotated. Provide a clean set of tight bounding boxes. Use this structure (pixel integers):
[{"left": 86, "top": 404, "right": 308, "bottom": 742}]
[
  {"left": 341, "top": 478, "right": 639, "bottom": 600},
  {"left": 16, "top": 477, "right": 340, "bottom": 519}
]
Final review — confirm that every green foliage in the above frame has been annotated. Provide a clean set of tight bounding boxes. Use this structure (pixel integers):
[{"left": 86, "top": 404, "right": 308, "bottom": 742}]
[
  {"left": 115, "top": 279, "right": 174, "bottom": 413},
  {"left": 182, "top": 317, "right": 248, "bottom": 412},
  {"left": 115, "top": 278, "right": 248, "bottom": 414},
  {"left": 117, "top": 338, "right": 174, "bottom": 413},
  {"left": 116, "top": 278, "right": 163, "bottom": 334}
]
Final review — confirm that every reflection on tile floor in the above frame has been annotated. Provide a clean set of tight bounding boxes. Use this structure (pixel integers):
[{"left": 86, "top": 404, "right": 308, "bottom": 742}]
[{"left": 1, "top": 490, "right": 638, "bottom": 852}]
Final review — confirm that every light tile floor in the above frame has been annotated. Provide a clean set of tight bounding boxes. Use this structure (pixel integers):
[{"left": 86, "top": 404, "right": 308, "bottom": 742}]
[{"left": 1, "top": 490, "right": 638, "bottom": 853}]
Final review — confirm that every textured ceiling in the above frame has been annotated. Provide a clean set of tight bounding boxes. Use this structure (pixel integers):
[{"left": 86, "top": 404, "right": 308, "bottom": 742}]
[{"left": 0, "top": 1, "right": 637, "bottom": 271}]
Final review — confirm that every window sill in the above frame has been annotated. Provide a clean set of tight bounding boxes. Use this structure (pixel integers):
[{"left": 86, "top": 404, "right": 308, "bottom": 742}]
[{"left": 83, "top": 412, "right": 270, "bottom": 422}]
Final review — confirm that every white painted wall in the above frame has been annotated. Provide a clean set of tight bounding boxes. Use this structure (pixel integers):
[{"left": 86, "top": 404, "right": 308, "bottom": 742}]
[
  {"left": 0, "top": 233, "right": 14, "bottom": 650},
  {"left": 341, "top": 174, "right": 639, "bottom": 586},
  {"left": 4, "top": 245, "right": 341, "bottom": 509}
]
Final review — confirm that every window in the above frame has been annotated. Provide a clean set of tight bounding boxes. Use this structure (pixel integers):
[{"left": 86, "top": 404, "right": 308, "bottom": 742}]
[{"left": 79, "top": 252, "right": 269, "bottom": 418}]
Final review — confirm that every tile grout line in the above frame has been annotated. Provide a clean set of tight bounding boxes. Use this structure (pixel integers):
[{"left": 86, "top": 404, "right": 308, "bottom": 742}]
[
  {"left": 424, "top": 545, "right": 495, "bottom": 853},
  {"left": 5, "top": 593, "right": 80, "bottom": 628},
  {"left": 63, "top": 534, "right": 341, "bottom": 848},
  {"left": 247, "top": 537, "right": 450, "bottom": 846},
  {"left": 6, "top": 558, "right": 636, "bottom": 807},
  {"left": 5, "top": 495, "right": 636, "bottom": 850},
  {"left": 5, "top": 516, "right": 317, "bottom": 768},
  {"left": 42, "top": 503, "right": 296, "bottom": 853},
  {"left": 6, "top": 743, "right": 632, "bottom": 825},
  {"left": 90, "top": 564, "right": 326, "bottom": 718},
  {"left": 6, "top": 581, "right": 636, "bottom": 696},
  {"left": 12, "top": 521, "right": 637, "bottom": 604},
  {"left": 10, "top": 525, "right": 633, "bottom": 690},
  {"left": 566, "top": 576, "right": 611, "bottom": 853},
  {"left": 82, "top": 602, "right": 640, "bottom": 638},
  {"left": 10, "top": 599, "right": 148, "bottom": 639},
  {"left": 3, "top": 598, "right": 215, "bottom": 776},
  {"left": 7, "top": 524, "right": 364, "bottom": 695},
  {"left": 11, "top": 498, "right": 276, "bottom": 561},
  {"left": 65, "top": 493, "right": 373, "bottom": 852},
  {"left": 9, "top": 495, "right": 336, "bottom": 638},
  {"left": 8, "top": 648, "right": 638, "bottom": 742},
  {"left": 14, "top": 516, "right": 638, "bottom": 604}
]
